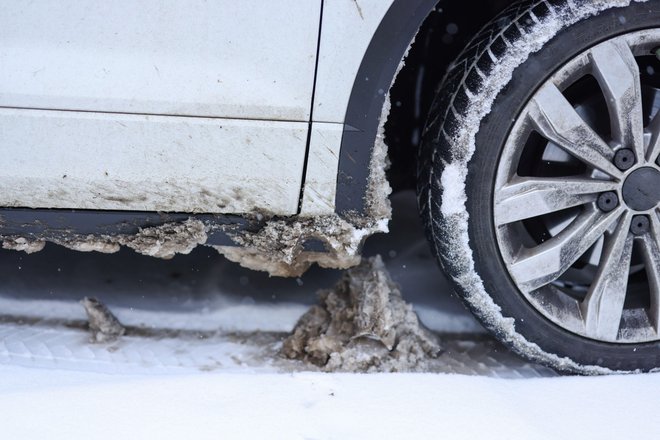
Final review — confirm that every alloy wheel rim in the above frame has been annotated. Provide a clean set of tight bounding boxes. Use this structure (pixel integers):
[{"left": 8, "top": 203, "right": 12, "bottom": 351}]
[{"left": 494, "top": 30, "right": 660, "bottom": 343}]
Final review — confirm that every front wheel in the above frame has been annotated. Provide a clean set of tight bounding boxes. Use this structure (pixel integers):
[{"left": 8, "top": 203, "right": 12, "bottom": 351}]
[{"left": 419, "top": 0, "right": 660, "bottom": 373}]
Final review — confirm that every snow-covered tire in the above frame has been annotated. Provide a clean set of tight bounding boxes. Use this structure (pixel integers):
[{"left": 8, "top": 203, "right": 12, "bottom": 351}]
[{"left": 418, "top": 0, "right": 660, "bottom": 374}]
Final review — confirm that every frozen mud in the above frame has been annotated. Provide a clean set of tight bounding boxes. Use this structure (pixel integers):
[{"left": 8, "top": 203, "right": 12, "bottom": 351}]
[
  {"left": 119, "top": 218, "right": 207, "bottom": 259},
  {"left": 365, "top": 100, "right": 394, "bottom": 222},
  {"left": 218, "top": 216, "right": 388, "bottom": 277},
  {"left": 53, "top": 219, "right": 208, "bottom": 259},
  {"left": 80, "top": 297, "right": 126, "bottom": 343},
  {"left": 2, "top": 237, "right": 46, "bottom": 254},
  {"left": 281, "top": 255, "right": 441, "bottom": 372}
]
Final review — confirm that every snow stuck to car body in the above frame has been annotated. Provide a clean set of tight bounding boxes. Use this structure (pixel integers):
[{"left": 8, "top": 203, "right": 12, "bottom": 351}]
[
  {"left": 216, "top": 216, "right": 389, "bottom": 277},
  {"left": 2, "top": 218, "right": 210, "bottom": 260}
]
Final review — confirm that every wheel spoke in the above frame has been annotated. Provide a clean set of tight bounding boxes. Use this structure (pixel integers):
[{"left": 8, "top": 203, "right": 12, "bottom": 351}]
[
  {"left": 495, "top": 176, "right": 619, "bottom": 226},
  {"left": 642, "top": 211, "right": 660, "bottom": 332},
  {"left": 647, "top": 111, "right": 660, "bottom": 165},
  {"left": 508, "top": 206, "right": 623, "bottom": 292},
  {"left": 529, "top": 83, "right": 621, "bottom": 178},
  {"left": 590, "top": 40, "right": 645, "bottom": 161},
  {"left": 581, "top": 212, "right": 634, "bottom": 340}
]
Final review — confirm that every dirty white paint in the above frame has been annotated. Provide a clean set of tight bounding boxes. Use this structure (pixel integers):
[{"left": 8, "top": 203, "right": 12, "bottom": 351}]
[
  {"left": 0, "top": 0, "right": 399, "bottom": 222},
  {"left": 313, "top": 0, "right": 394, "bottom": 123},
  {"left": 0, "top": 0, "right": 320, "bottom": 122},
  {"left": 300, "top": 122, "right": 344, "bottom": 215},
  {"left": 0, "top": 108, "right": 307, "bottom": 214}
]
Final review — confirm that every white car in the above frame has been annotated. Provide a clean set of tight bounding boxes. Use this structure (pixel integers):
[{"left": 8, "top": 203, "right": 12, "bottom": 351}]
[{"left": 1, "top": 0, "right": 659, "bottom": 373}]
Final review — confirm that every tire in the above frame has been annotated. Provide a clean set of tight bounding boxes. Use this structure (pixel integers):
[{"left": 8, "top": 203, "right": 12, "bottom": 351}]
[{"left": 418, "top": 0, "right": 660, "bottom": 373}]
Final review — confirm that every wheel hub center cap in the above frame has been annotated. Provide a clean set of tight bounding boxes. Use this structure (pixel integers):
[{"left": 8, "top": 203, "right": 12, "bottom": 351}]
[{"left": 622, "top": 167, "right": 660, "bottom": 211}]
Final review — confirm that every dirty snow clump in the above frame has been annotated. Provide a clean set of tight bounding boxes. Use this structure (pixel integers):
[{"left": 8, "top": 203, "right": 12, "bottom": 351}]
[
  {"left": 2, "top": 237, "right": 46, "bottom": 254},
  {"left": 281, "top": 255, "right": 441, "bottom": 372},
  {"left": 81, "top": 297, "right": 126, "bottom": 343},
  {"left": 219, "top": 216, "right": 388, "bottom": 277},
  {"left": 57, "top": 218, "right": 208, "bottom": 259}
]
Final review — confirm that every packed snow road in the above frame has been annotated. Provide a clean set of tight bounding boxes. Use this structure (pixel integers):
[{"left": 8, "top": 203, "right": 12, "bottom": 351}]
[{"left": 0, "top": 192, "right": 658, "bottom": 439}]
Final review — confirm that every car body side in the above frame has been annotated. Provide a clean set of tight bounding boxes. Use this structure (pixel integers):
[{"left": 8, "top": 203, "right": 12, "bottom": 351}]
[{"left": 0, "top": 0, "right": 507, "bottom": 275}]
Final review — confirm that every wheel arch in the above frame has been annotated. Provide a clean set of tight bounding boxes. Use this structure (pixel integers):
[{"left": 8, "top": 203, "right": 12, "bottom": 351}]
[
  {"left": 335, "top": 0, "right": 517, "bottom": 217},
  {"left": 335, "top": 0, "right": 440, "bottom": 217}
]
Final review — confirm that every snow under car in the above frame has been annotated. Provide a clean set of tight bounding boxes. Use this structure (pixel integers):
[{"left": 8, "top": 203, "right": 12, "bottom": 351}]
[{"left": 1, "top": 0, "right": 660, "bottom": 373}]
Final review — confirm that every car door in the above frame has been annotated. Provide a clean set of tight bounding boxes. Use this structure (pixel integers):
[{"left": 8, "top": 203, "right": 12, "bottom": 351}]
[{"left": 0, "top": 0, "right": 321, "bottom": 215}]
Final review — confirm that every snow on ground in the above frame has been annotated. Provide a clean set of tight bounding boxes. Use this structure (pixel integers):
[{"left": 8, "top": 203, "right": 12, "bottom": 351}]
[
  {"left": 1, "top": 364, "right": 659, "bottom": 440},
  {"left": 0, "top": 192, "right": 658, "bottom": 439}
]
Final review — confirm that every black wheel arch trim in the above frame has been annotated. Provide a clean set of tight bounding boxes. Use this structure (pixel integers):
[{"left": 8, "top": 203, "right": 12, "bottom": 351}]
[{"left": 335, "top": 0, "right": 440, "bottom": 216}]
